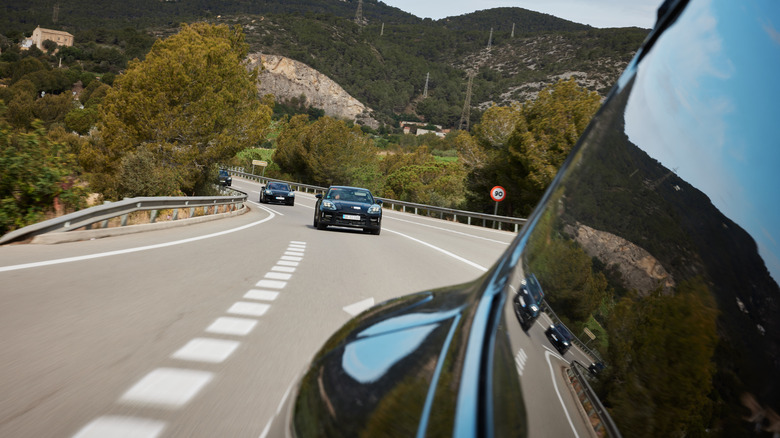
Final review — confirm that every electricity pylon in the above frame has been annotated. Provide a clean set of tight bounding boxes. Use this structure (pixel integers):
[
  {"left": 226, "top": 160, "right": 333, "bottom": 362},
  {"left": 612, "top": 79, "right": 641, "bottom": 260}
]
[{"left": 458, "top": 72, "right": 475, "bottom": 131}]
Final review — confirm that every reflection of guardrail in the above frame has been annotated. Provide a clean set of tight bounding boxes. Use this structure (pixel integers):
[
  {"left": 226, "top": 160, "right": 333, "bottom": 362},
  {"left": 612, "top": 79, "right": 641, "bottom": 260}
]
[
  {"left": 227, "top": 168, "right": 528, "bottom": 232},
  {"left": 541, "top": 299, "right": 604, "bottom": 364},
  {"left": 0, "top": 187, "right": 246, "bottom": 245},
  {"left": 569, "top": 361, "right": 622, "bottom": 438}
]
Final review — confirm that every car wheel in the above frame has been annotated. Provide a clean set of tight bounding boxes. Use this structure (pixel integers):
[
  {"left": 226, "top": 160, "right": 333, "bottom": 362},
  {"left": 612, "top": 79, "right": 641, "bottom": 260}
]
[
  {"left": 317, "top": 222, "right": 327, "bottom": 230},
  {"left": 371, "top": 227, "right": 381, "bottom": 235},
  {"left": 313, "top": 214, "right": 318, "bottom": 227}
]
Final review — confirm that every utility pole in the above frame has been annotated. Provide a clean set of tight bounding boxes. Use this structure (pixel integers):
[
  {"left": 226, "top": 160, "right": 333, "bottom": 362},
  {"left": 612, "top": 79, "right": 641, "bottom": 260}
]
[
  {"left": 511, "top": 23, "right": 515, "bottom": 38},
  {"left": 380, "top": 22, "right": 384, "bottom": 36},
  {"left": 52, "top": 3, "right": 59, "bottom": 23},
  {"left": 423, "top": 72, "right": 429, "bottom": 98},
  {"left": 487, "top": 27, "right": 493, "bottom": 49},
  {"left": 458, "top": 72, "right": 475, "bottom": 131}
]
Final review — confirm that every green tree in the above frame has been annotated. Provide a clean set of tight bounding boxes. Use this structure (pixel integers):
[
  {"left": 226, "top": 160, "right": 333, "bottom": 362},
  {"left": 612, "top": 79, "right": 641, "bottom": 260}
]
[
  {"left": 273, "top": 115, "right": 380, "bottom": 190},
  {"left": 605, "top": 277, "right": 719, "bottom": 437},
  {"left": 0, "top": 122, "right": 87, "bottom": 234},
  {"left": 90, "top": 23, "right": 272, "bottom": 199},
  {"left": 462, "top": 79, "right": 601, "bottom": 216}
]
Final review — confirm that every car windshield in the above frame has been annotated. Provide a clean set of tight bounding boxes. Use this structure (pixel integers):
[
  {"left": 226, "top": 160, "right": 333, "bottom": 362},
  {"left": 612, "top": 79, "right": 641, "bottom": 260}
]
[
  {"left": 525, "top": 274, "right": 544, "bottom": 303},
  {"left": 268, "top": 182, "right": 290, "bottom": 191},
  {"left": 327, "top": 189, "right": 372, "bottom": 203},
  {"left": 557, "top": 325, "right": 572, "bottom": 340}
]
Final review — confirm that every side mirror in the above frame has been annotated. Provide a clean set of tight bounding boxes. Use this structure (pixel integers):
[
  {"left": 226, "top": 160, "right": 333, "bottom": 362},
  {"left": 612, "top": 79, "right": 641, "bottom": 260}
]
[
  {"left": 316, "top": 194, "right": 323, "bottom": 199},
  {"left": 376, "top": 199, "right": 383, "bottom": 205}
]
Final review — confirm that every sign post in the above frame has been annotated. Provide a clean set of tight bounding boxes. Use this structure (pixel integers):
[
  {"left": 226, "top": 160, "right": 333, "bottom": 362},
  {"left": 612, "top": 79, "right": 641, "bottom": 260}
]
[
  {"left": 252, "top": 160, "right": 268, "bottom": 177},
  {"left": 490, "top": 186, "right": 506, "bottom": 229}
]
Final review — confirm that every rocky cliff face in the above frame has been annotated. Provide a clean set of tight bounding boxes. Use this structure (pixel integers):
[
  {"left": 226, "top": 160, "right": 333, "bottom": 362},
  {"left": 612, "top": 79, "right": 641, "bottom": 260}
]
[
  {"left": 247, "top": 53, "right": 379, "bottom": 129},
  {"left": 565, "top": 223, "right": 675, "bottom": 296}
]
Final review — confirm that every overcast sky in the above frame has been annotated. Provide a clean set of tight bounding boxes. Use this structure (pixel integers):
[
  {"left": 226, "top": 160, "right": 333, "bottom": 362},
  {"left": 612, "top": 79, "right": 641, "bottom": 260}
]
[{"left": 380, "top": 0, "right": 662, "bottom": 28}]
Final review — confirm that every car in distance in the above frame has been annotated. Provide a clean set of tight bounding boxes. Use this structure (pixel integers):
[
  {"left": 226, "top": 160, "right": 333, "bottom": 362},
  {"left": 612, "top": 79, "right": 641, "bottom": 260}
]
[
  {"left": 545, "top": 323, "right": 574, "bottom": 355},
  {"left": 260, "top": 181, "right": 295, "bottom": 205},
  {"left": 313, "top": 186, "right": 382, "bottom": 234},
  {"left": 513, "top": 273, "right": 545, "bottom": 331},
  {"left": 218, "top": 169, "right": 232, "bottom": 186}
]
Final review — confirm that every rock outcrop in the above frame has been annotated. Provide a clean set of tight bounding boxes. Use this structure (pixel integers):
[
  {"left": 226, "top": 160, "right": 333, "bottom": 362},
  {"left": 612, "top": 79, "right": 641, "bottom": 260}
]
[
  {"left": 565, "top": 223, "right": 675, "bottom": 296},
  {"left": 247, "top": 53, "right": 379, "bottom": 129}
]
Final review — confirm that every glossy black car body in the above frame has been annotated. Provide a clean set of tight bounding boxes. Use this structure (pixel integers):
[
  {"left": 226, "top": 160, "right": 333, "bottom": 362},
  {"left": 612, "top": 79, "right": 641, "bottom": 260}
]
[
  {"left": 260, "top": 181, "right": 295, "bottom": 205},
  {"left": 512, "top": 273, "right": 544, "bottom": 331},
  {"left": 313, "top": 186, "right": 382, "bottom": 235},
  {"left": 545, "top": 324, "right": 573, "bottom": 355},
  {"left": 285, "top": 1, "right": 780, "bottom": 437},
  {"left": 218, "top": 169, "right": 232, "bottom": 186}
]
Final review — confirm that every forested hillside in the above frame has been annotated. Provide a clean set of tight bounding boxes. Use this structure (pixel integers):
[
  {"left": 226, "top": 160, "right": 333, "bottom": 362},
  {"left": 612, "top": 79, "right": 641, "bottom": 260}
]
[{"left": 1, "top": 0, "right": 648, "bottom": 127}]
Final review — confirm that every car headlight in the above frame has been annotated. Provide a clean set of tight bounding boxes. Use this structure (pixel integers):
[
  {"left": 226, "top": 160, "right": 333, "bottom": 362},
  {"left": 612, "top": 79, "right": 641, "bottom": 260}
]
[
  {"left": 264, "top": 190, "right": 272, "bottom": 195},
  {"left": 368, "top": 204, "right": 381, "bottom": 214},
  {"left": 530, "top": 305, "right": 539, "bottom": 313},
  {"left": 322, "top": 200, "right": 336, "bottom": 210},
  {"left": 518, "top": 296, "right": 526, "bottom": 307},
  {"left": 289, "top": 192, "right": 295, "bottom": 197}
]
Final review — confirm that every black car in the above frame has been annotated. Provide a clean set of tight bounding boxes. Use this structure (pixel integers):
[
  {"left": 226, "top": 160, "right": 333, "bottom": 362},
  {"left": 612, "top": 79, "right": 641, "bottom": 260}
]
[
  {"left": 545, "top": 324, "right": 573, "bottom": 355},
  {"left": 218, "top": 169, "right": 232, "bottom": 186},
  {"left": 260, "top": 181, "right": 295, "bottom": 205},
  {"left": 280, "top": 2, "right": 780, "bottom": 437},
  {"left": 512, "top": 273, "right": 544, "bottom": 331},
  {"left": 313, "top": 186, "right": 382, "bottom": 235}
]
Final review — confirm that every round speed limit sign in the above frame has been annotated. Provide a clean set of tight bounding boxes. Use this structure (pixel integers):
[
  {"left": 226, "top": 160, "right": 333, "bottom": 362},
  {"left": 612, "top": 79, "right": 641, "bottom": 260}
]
[{"left": 490, "top": 186, "right": 506, "bottom": 202}]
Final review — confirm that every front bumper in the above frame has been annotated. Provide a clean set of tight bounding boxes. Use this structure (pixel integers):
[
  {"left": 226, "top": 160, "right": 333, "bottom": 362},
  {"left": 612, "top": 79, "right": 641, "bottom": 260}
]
[{"left": 318, "top": 211, "right": 381, "bottom": 230}]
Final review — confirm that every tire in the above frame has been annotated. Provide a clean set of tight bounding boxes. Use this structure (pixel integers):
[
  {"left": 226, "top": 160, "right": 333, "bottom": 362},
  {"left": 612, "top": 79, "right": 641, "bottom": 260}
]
[
  {"left": 317, "top": 222, "right": 327, "bottom": 230},
  {"left": 371, "top": 226, "right": 381, "bottom": 235}
]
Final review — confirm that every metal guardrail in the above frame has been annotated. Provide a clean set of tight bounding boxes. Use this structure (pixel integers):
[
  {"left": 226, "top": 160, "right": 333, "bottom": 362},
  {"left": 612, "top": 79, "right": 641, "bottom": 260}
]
[
  {"left": 227, "top": 167, "right": 528, "bottom": 232},
  {"left": 569, "top": 361, "right": 622, "bottom": 438},
  {"left": 0, "top": 188, "right": 247, "bottom": 245},
  {"left": 541, "top": 299, "right": 605, "bottom": 364}
]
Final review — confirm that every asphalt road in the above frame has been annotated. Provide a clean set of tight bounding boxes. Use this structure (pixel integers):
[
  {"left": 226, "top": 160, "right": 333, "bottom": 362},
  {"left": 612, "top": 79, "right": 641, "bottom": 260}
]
[{"left": 0, "top": 176, "right": 595, "bottom": 437}]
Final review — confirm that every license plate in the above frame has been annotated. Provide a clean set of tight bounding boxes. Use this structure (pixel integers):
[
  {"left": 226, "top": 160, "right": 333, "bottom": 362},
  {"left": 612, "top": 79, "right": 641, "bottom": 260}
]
[
  {"left": 343, "top": 214, "right": 360, "bottom": 221},
  {"left": 275, "top": 197, "right": 285, "bottom": 200}
]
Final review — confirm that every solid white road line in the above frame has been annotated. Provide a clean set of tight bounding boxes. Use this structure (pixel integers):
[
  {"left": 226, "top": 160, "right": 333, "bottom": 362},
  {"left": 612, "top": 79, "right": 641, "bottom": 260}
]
[
  {"left": 0, "top": 213, "right": 277, "bottom": 273},
  {"left": 384, "top": 228, "right": 488, "bottom": 272},
  {"left": 545, "top": 350, "right": 580, "bottom": 438}
]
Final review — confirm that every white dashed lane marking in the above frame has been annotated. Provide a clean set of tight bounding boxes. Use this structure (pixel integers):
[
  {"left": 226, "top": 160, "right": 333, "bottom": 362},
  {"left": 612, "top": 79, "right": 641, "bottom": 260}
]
[
  {"left": 255, "top": 279, "right": 287, "bottom": 289},
  {"left": 244, "top": 289, "right": 279, "bottom": 301},
  {"left": 73, "top": 416, "right": 166, "bottom": 438},
  {"left": 206, "top": 317, "right": 258, "bottom": 336},
  {"left": 264, "top": 272, "right": 292, "bottom": 281},
  {"left": 515, "top": 349, "right": 528, "bottom": 376},
  {"left": 228, "top": 301, "right": 271, "bottom": 317},
  {"left": 74, "top": 241, "right": 308, "bottom": 437},
  {"left": 120, "top": 368, "right": 213, "bottom": 408},
  {"left": 172, "top": 338, "right": 241, "bottom": 363}
]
